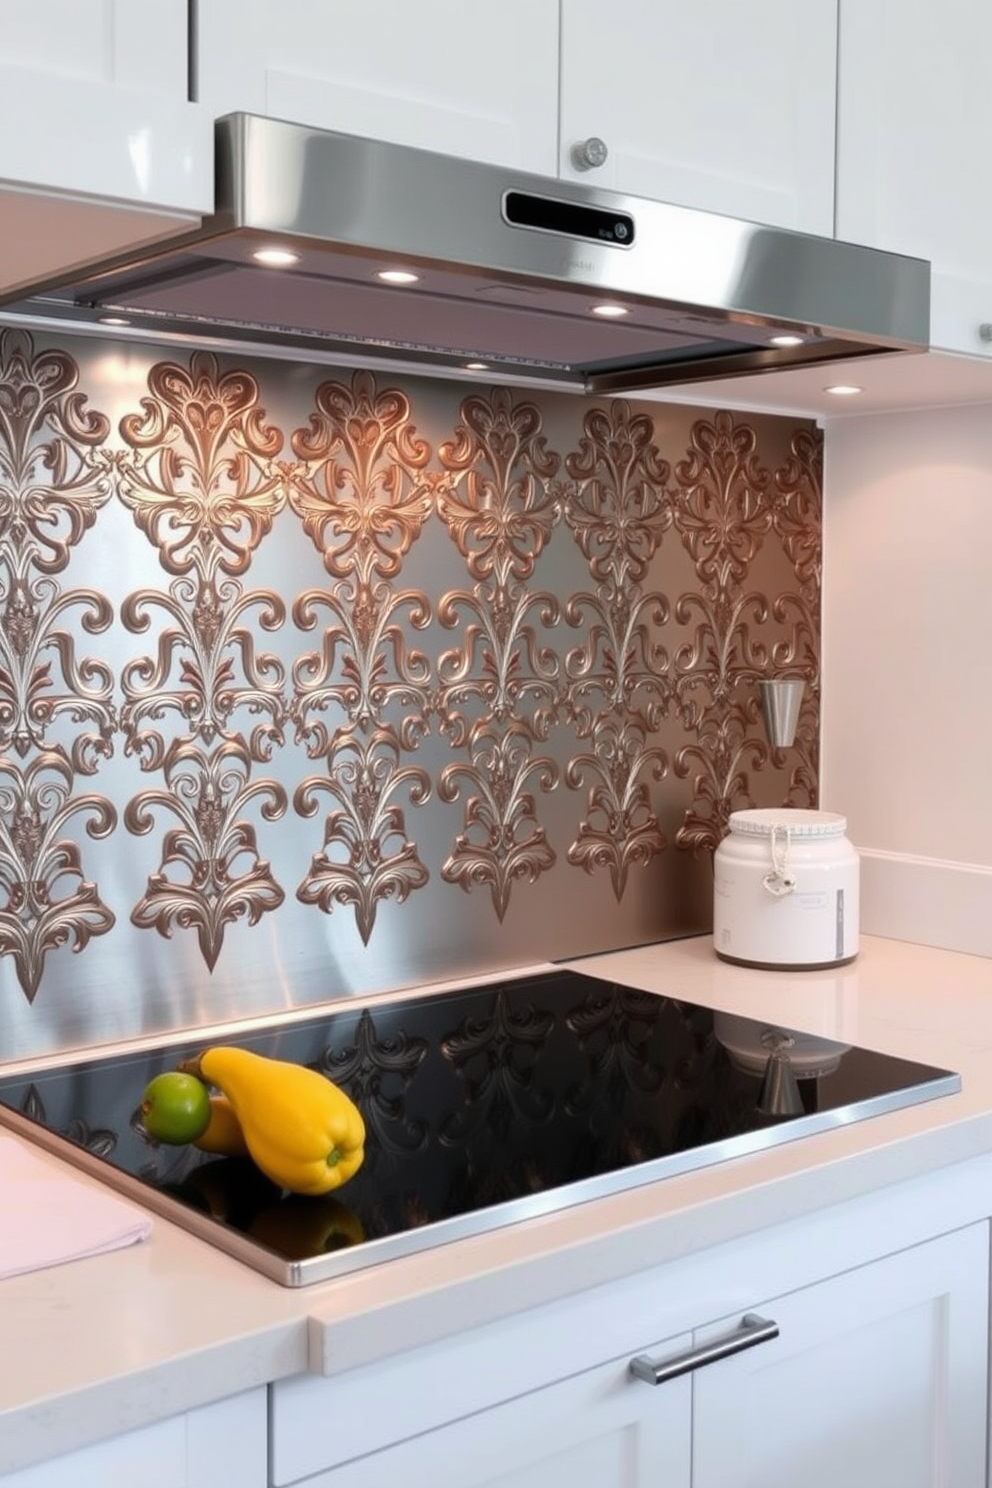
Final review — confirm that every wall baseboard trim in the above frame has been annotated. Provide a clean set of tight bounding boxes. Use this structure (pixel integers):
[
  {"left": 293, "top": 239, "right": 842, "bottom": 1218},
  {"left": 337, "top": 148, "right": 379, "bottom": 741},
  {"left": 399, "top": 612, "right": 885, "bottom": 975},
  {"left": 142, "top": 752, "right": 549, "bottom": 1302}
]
[{"left": 858, "top": 848, "right": 992, "bottom": 959}]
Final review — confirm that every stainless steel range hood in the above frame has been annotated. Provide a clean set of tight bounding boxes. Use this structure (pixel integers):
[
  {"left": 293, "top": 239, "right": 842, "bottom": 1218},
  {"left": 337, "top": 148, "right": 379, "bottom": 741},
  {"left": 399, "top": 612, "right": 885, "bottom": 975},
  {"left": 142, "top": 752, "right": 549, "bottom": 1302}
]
[{"left": 0, "top": 113, "right": 931, "bottom": 393}]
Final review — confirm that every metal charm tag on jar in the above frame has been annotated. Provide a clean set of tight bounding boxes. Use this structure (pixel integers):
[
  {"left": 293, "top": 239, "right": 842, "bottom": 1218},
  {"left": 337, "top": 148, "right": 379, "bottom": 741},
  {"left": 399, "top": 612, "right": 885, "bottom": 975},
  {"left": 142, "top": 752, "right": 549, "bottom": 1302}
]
[{"left": 713, "top": 808, "right": 860, "bottom": 970}]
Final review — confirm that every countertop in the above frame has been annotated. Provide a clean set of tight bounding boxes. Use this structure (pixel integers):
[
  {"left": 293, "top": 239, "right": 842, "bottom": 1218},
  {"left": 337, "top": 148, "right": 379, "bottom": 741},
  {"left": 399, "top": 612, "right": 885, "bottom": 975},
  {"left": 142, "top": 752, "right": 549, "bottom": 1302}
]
[{"left": 3, "top": 932, "right": 992, "bottom": 1475}]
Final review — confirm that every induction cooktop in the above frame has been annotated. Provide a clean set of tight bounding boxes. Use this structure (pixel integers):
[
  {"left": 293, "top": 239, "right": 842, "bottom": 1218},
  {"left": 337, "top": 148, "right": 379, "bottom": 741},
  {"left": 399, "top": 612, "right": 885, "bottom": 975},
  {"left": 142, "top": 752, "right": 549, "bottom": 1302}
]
[{"left": 0, "top": 968, "right": 960, "bottom": 1286}]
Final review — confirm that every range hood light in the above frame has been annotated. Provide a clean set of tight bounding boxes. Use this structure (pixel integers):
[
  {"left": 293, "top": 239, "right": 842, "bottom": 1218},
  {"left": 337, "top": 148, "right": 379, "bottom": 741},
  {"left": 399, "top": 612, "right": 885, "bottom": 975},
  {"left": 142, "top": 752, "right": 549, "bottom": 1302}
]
[
  {"left": 377, "top": 269, "right": 421, "bottom": 285},
  {"left": 252, "top": 246, "right": 300, "bottom": 267},
  {"left": 465, "top": 361, "right": 489, "bottom": 370},
  {"left": 591, "top": 303, "right": 629, "bottom": 318},
  {"left": 770, "top": 333, "right": 805, "bottom": 347}
]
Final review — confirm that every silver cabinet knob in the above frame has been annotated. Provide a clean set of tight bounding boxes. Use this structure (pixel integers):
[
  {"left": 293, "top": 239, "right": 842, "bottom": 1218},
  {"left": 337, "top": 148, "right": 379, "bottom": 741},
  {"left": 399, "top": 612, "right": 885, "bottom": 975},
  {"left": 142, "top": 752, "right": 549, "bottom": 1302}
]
[{"left": 570, "top": 136, "right": 609, "bottom": 171}]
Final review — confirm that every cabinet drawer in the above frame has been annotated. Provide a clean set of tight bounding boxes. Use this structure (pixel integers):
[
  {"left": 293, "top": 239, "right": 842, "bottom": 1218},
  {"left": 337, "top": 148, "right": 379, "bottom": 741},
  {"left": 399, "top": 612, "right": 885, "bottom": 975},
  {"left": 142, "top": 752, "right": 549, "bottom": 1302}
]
[
  {"left": 271, "top": 1282, "right": 697, "bottom": 1484},
  {"left": 275, "top": 1338, "right": 692, "bottom": 1488}
]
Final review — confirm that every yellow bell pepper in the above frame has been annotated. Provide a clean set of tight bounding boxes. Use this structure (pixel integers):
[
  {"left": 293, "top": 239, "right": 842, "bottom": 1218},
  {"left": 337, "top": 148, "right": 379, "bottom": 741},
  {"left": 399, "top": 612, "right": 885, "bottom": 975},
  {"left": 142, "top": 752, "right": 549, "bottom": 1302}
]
[{"left": 180, "top": 1046, "right": 366, "bottom": 1196}]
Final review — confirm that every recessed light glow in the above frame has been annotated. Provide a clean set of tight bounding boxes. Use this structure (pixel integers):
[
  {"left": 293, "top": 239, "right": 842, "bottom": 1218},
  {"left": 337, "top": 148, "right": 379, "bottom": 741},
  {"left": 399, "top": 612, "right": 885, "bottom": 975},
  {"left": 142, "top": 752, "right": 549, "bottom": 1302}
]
[
  {"left": 591, "top": 303, "right": 629, "bottom": 318},
  {"left": 824, "top": 384, "right": 864, "bottom": 396},
  {"left": 97, "top": 315, "right": 131, "bottom": 327},
  {"left": 252, "top": 247, "right": 300, "bottom": 268},
  {"left": 464, "top": 362, "right": 489, "bottom": 371},
  {"left": 770, "top": 334, "right": 805, "bottom": 347},
  {"left": 377, "top": 269, "right": 421, "bottom": 285}
]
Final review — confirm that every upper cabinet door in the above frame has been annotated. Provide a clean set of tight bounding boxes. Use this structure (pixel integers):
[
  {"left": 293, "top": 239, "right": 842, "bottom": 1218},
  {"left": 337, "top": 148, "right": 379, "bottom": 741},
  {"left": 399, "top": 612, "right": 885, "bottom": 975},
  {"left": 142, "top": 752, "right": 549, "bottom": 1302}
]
[
  {"left": 559, "top": 0, "right": 838, "bottom": 235},
  {"left": 3, "top": 0, "right": 189, "bottom": 94},
  {"left": 0, "top": 1, "right": 212, "bottom": 294},
  {"left": 836, "top": 0, "right": 992, "bottom": 357},
  {"left": 193, "top": 0, "right": 561, "bottom": 174}
]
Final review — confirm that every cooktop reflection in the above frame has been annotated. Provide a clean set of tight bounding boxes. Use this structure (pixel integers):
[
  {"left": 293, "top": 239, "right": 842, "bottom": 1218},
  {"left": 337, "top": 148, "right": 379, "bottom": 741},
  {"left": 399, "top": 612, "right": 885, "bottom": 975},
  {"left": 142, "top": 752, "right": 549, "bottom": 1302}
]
[{"left": 0, "top": 969, "right": 960, "bottom": 1287}]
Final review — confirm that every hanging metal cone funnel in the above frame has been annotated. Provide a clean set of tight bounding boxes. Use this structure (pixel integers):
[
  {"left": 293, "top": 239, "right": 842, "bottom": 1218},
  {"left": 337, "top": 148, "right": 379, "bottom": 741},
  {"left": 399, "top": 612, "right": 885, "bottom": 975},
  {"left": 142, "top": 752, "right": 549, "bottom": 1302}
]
[
  {"left": 758, "top": 678, "right": 806, "bottom": 748},
  {"left": 756, "top": 1048, "right": 805, "bottom": 1117}
]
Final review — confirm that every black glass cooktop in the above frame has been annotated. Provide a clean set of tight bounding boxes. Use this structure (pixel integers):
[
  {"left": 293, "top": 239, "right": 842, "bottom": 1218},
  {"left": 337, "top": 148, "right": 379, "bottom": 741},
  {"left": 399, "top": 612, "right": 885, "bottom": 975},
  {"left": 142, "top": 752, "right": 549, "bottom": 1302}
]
[{"left": 0, "top": 969, "right": 960, "bottom": 1286}]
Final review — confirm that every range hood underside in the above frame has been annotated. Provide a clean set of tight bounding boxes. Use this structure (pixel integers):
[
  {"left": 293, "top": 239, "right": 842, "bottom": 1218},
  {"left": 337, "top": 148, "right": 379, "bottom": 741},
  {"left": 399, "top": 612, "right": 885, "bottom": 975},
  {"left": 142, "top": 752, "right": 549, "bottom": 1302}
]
[{"left": 0, "top": 234, "right": 911, "bottom": 394}]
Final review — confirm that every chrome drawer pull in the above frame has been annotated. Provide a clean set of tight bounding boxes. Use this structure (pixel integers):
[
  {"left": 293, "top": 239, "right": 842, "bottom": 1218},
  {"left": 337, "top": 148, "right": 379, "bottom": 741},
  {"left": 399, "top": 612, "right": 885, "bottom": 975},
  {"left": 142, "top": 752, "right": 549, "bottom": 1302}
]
[{"left": 629, "top": 1312, "right": 779, "bottom": 1386}]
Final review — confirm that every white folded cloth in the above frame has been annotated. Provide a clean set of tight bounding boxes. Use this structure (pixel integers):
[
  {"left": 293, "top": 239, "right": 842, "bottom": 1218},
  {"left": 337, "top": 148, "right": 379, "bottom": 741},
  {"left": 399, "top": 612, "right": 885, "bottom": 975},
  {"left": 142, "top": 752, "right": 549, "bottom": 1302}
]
[{"left": 0, "top": 1133, "right": 152, "bottom": 1280}]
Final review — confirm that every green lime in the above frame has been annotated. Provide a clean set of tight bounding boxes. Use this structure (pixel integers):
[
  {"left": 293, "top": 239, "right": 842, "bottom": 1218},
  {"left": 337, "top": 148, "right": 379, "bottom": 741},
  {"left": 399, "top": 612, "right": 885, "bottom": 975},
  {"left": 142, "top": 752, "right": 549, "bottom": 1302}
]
[{"left": 140, "top": 1071, "right": 212, "bottom": 1145}]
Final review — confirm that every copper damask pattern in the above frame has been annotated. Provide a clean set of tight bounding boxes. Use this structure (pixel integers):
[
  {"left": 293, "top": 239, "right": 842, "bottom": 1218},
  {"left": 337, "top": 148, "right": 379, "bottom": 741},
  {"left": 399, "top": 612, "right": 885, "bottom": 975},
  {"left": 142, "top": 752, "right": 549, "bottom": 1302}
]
[
  {"left": 438, "top": 719, "right": 557, "bottom": 919},
  {"left": 288, "top": 372, "right": 434, "bottom": 941},
  {"left": 0, "top": 331, "right": 117, "bottom": 998},
  {"left": 115, "top": 353, "right": 289, "bottom": 965},
  {"left": 767, "top": 426, "right": 823, "bottom": 806},
  {"left": 435, "top": 390, "right": 562, "bottom": 917},
  {"left": 123, "top": 737, "right": 286, "bottom": 970},
  {"left": 562, "top": 401, "right": 672, "bottom": 898},
  {"left": 671, "top": 413, "right": 820, "bottom": 853},
  {"left": 295, "top": 727, "right": 430, "bottom": 944},
  {"left": 0, "top": 330, "right": 116, "bottom": 770},
  {"left": 0, "top": 325, "right": 823, "bottom": 1019},
  {"left": 0, "top": 751, "right": 116, "bottom": 1000}
]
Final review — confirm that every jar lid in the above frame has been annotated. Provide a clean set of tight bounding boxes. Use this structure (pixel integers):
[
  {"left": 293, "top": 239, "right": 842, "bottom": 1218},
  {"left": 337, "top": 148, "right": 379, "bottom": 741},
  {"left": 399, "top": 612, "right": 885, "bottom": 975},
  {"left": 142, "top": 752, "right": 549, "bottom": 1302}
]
[{"left": 727, "top": 808, "right": 848, "bottom": 839}]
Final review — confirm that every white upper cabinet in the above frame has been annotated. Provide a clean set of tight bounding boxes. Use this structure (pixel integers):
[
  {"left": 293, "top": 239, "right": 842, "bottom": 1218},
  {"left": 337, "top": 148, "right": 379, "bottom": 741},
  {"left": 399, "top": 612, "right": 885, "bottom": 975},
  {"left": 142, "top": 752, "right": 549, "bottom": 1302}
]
[
  {"left": 0, "top": 1, "right": 213, "bottom": 294},
  {"left": 558, "top": 0, "right": 838, "bottom": 235},
  {"left": 192, "top": 0, "right": 838, "bottom": 234},
  {"left": 192, "top": 0, "right": 561, "bottom": 175},
  {"left": 836, "top": 0, "right": 992, "bottom": 356}
]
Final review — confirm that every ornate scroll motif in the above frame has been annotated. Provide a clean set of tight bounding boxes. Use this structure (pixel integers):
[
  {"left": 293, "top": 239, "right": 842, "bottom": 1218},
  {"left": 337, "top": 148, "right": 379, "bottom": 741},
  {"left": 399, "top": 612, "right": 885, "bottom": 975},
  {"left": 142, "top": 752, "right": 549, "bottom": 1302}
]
[
  {"left": 564, "top": 402, "right": 673, "bottom": 589},
  {"left": 116, "top": 353, "right": 287, "bottom": 577},
  {"left": 668, "top": 412, "right": 787, "bottom": 850},
  {"left": 120, "top": 574, "right": 286, "bottom": 768},
  {"left": 562, "top": 401, "right": 671, "bottom": 890},
  {"left": 291, "top": 584, "right": 431, "bottom": 750},
  {"left": 772, "top": 425, "right": 822, "bottom": 601},
  {"left": 116, "top": 353, "right": 289, "bottom": 766},
  {"left": 288, "top": 371, "right": 434, "bottom": 746},
  {"left": 115, "top": 354, "right": 291, "bottom": 968},
  {"left": 295, "top": 728, "right": 430, "bottom": 945},
  {"left": 0, "top": 330, "right": 112, "bottom": 569},
  {"left": 565, "top": 721, "right": 667, "bottom": 898},
  {"left": 673, "top": 703, "right": 771, "bottom": 854},
  {"left": 0, "top": 330, "right": 116, "bottom": 771},
  {"left": 762, "top": 424, "right": 824, "bottom": 807},
  {"left": 124, "top": 737, "right": 286, "bottom": 970},
  {"left": 436, "top": 389, "right": 563, "bottom": 745},
  {"left": 0, "top": 751, "right": 116, "bottom": 1001},
  {"left": 432, "top": 390, "right": 562, "bottom": 917},
  {"left": 672, "top": 411, "right": 773, "bottom": 587},
  {"left": 288, "top": 371, "right": 435, "bottom": 939},
  {"left": 439, "top": 721, "right": 557, "bottom": 921},
  {"left": 436, "top": 391, "right": 561, "bottom": 581},
  {"left": 289, "top": 369, "right": 434, "bottom": 581}
]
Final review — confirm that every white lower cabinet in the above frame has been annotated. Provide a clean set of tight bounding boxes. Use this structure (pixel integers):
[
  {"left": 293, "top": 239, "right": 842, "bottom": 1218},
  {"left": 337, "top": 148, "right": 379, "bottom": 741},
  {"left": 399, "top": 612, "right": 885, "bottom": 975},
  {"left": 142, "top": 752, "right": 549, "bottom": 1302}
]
[
  {"left": 691, "top": 1224, "right": 987, "bottom": 1488},
  {"left": 274, "top": 1221, "right": 989, "bottom": 1488},
  {"left": 0, "top": 1387, "right": 267, "bottom": 1488}
]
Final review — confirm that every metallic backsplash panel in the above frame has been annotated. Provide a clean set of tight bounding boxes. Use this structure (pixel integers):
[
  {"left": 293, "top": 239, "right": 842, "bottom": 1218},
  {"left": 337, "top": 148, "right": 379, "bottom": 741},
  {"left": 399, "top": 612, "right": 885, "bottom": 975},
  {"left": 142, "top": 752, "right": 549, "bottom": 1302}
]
[{"left": 0, "top": 329, "right": 821, "bottom": 1060}]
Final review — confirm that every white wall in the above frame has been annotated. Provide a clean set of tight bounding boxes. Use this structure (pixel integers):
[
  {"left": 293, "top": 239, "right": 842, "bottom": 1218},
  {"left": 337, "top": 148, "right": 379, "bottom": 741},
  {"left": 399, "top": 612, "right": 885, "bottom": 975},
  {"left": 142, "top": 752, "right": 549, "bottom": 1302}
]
[{"left": 822, "top": 403, "right": 992, "bottom": 957}]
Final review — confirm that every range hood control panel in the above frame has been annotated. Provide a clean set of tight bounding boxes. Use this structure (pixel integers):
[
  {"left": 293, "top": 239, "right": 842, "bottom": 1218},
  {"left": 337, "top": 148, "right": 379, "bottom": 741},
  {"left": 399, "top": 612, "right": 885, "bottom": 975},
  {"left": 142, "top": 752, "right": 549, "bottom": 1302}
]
[{"left": 503, "top": 190, "right": 636, "bottom": 247}]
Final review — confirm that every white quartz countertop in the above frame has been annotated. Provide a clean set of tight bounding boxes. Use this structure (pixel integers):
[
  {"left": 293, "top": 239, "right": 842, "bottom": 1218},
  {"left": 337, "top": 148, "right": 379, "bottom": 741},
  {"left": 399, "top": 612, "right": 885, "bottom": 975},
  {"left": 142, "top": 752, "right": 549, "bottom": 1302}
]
[{"left": 3, "top": 932, "right": 992, "bottom": 1475}]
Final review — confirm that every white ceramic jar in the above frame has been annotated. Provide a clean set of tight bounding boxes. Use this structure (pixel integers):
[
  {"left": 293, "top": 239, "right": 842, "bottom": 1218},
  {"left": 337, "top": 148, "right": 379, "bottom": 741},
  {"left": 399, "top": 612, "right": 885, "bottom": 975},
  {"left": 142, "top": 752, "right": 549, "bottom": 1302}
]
[{"left": 713, "top": 808, "right": 860, "bottom": 970}]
